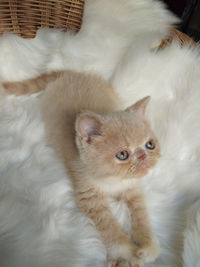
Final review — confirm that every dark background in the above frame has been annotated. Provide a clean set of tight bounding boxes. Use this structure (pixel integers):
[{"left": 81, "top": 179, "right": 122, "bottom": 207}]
[{"left": 162, "top": 0, "right": 200, "bottom": 41}]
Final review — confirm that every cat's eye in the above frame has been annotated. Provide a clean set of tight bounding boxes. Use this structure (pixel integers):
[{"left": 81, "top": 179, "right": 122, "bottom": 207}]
[
  {"left": 115, "top": 150, "right": 129, "bottom": 161},
  {"left": 145, "top": 140, "right": 156, "bottom": 150}
]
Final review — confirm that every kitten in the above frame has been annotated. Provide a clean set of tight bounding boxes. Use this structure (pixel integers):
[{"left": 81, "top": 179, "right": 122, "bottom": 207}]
[{"left": 3, "top": 71, "right": 160, "bottom": 267}]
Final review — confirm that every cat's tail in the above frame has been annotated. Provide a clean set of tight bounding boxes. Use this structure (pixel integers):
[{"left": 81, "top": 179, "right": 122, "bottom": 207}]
[{"left": 2, "top": 71, "right": 63, "bottom": 95}]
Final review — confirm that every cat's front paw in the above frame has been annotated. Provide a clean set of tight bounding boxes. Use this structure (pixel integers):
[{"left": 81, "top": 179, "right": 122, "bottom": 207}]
[
  {"left": 136, "top": 239, "right": 160, "bottom": 262},
  {"left": 108, "top": 239, "right": 144, "bottom": 267},
  {"left": 109, "top": 259, "right": 143, "bottom": 267}
]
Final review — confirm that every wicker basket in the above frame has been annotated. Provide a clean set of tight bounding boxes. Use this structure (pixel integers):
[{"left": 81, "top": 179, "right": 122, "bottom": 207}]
[
  {"left": 0, "top": 0, "right": 84, "bottom": 38},
  {"left": 0, "top": 0, "right": 196, "bottom": 49}
]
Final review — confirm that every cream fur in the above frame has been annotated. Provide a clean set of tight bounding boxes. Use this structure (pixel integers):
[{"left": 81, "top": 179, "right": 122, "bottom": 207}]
[
  {"left": 0, "top": 0, "right": 199, "bottom": 266},
  {"left": 91, "top": 177, "right": 139, "bottom": 196}
]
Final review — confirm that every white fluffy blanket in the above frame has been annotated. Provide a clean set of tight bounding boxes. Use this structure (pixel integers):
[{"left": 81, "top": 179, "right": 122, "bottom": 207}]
[{"left": 0, "top": 0, "right": 200, "bottom": 266}]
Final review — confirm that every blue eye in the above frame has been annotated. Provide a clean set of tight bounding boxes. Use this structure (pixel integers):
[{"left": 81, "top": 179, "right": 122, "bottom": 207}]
[
  {"left": 145, "top": 140, "right": 156, "bottom": 150},
  {"left": 116, "top": 150, "right": 129, "bottom": 160}
]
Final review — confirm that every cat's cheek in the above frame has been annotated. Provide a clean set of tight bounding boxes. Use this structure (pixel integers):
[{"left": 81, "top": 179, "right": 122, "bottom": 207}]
[{"left": 134, "top": 168, "right": 150, "bottom": 179}]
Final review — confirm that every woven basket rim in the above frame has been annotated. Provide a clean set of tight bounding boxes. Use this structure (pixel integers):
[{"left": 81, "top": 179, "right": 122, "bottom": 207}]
[{"left": 0, "top": 0, "right": 85, "bottom": 38}]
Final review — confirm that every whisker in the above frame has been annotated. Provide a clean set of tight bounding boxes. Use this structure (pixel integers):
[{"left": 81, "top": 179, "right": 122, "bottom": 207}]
[{"left": 127, "top": 164, "right": 137, "bottom": 175}]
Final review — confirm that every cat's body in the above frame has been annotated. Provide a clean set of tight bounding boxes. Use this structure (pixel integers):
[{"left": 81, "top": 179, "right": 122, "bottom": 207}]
[{"left": 3, "top": 71, "right": 160, "bottom": 266}]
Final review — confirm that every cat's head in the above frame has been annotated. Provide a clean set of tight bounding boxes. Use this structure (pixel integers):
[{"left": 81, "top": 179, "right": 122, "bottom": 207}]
[{"left": 75, "top": 96, "right": 160, "bottom": 180}]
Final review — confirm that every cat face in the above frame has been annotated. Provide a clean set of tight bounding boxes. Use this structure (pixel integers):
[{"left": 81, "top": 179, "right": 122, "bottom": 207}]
[{"left": 75, "top": 96, "right": 160, "bottom": 180}]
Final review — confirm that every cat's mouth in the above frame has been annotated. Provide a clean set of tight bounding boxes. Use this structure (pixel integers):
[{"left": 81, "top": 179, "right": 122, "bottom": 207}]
[
  {"left": 141, "top": 159, "right": 150, "bottom": 169},
  {"left": 130, "top": 158, "right": 152, "bottom": 178},
  {"left": 135, "top": 155, "right": 150, "bottom": 170},
  {"left": 127, "top": 159, "right": 151, "bottom": 178},
  {"left": 134, "top": 150, "right": 150, "bottom": 170}
]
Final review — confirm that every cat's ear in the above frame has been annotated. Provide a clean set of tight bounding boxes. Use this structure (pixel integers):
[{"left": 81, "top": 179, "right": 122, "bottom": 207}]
[
  {"left": 75, "top": 111, "right": 103, "bottom": 144},
  {"left": 125, "top": 96, "right": 150, "bottom": 118}
]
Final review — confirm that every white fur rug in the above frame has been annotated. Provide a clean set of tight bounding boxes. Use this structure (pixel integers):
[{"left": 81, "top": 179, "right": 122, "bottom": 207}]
[{"left": 0, "top": 0, "right": 199, "bottom": 266}]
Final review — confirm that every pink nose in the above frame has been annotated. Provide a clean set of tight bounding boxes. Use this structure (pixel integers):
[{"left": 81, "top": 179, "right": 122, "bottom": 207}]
[
  {"left": 138, "top": 153, "right": 146, "bottom": 160},
  {"left": 134, "top": 149, "right": 146, "bottom": 160}
]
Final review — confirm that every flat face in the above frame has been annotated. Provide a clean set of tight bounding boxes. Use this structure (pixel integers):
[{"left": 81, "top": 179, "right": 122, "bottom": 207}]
[{"left": 79, "top": 111, "right": 160, "bottom": 182}]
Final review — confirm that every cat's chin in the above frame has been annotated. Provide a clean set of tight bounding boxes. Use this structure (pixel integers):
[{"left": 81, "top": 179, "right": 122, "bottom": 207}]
[
  {"left": 134, "top": 166, "right": 151, "bottom": 178},
  {"left": 89, "top": 176, "right": 140, "bottom": 195}
]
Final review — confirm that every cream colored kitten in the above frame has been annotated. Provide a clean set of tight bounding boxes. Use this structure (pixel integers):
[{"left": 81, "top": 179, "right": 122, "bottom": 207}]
[{"left": 3, "top": 71, "right": 160, "bottom": 267}]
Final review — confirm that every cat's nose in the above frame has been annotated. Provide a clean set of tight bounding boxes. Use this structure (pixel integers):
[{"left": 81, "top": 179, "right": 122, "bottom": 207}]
[
  {"left": 134, "top": 148, "right": 146, "bottom": 160},
  {"left": 138, "top": 153, "right": 146, "bottom": 160}
]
